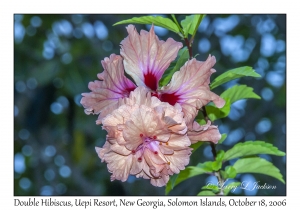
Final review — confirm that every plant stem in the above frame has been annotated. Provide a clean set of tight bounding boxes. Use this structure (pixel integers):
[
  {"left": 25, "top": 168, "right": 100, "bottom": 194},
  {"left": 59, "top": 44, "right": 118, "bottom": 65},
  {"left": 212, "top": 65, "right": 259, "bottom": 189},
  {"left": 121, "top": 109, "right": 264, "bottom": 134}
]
[
  {"left": 209, "top": 142, "right": 217, "bottom": 158},
  {"left": 210, "top": 144, "right": 224, "bottom": 195},
  {"left": 184, "top": 29, "right": 224, "bottom": 196},
  {"left": 202, "top": 108, "right": 224, "bottom": 195},
  {"left": 184, "top": 38, "right": 193, "bottom": 59},
  {"left": 215, "top": 171, "right": 224, "bottom": 195}
]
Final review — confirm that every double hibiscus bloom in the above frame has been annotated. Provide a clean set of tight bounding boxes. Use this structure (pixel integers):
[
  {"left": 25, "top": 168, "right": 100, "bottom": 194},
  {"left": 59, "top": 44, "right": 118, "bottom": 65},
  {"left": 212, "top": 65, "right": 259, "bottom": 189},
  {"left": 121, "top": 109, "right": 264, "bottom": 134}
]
[{"left": 80, "top": 25, "right": 225, "bottom": 187}]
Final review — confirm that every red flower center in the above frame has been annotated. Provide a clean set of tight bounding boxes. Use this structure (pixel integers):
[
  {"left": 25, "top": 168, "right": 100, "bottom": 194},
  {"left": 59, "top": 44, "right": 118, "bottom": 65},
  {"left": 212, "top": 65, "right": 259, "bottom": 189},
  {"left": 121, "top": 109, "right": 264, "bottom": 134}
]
[
  {"left": 144, "top": 71, "right": 157, "bottom": 91},
  {"left": 160, "top": 92, "right": 180, "bottom": 106}
]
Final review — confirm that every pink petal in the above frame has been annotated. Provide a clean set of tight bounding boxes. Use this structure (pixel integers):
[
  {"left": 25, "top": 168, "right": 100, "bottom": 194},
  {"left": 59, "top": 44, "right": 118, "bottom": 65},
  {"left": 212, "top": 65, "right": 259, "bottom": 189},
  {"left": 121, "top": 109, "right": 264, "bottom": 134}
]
[
  {"left": 127, "top": 86, "right": 153, "bottom": 107},
  {"left": 159, "top": 55, "right": 225, "bottom": 125},
  {"left": 134, "top": 152, "right": 154, "bottom": 179},
  {"left": 95, "top": 100, "right": 123, "bottom": 125},
  {"left": 95, "top": 143, "right": 111, "bottom": 161},
  {"left": 187, "top": 121, "right": 222, "bottom": 144},
  {"left": 111, "top": 143, "right": 132, "bottom": 156},
  {"left": 149, "top": 165, "right": 165, "bottom": 178},
  {"left": 168, "top": 123, "right": 187, "bottom": 135},
  {"left": 144, "top": 148, "right": 166, "bottom": 165},
  {"left": 120, "top": 25, "right": 182, "bottom": 90},
  {"left": 104, "top": 152, "right": 133, "bottom": 182},
  {"left": 80, "top": 54, "right": 136, "bottom": 123},
  {"left": 123, "top": 119, "right": 145, "bottom": 151},
  {"left": 165, "top": 149, "right": 192, "bottom": 174},
  {"left": 122, "top": 108, "right": 160, "bottom": 150},
  {"left": 130, "top": 152, "right": 144, "bottom": 175},
  {"left": 96, "top": 85, "right": 193, "bottom": 187},
  {"left": 150, "top": 175, "right": 169, "bottom": 187},
  {"left": 136, "top": 171, "right": 151, "bottom": 179},
  {"left": 143, "top": 152, "right": 164, "bottom": 178},
  {"left": 131, "top": 152, "right": 153, "bottom": 179},
  {"left": 159, "top": 145, "right": 174, "bottom": 155},
  {"left": 167, "top": 134, "right": 191, "bottom": 149},
  {"left": 163, "top": 116, "right": 180, "bottom": 127}
]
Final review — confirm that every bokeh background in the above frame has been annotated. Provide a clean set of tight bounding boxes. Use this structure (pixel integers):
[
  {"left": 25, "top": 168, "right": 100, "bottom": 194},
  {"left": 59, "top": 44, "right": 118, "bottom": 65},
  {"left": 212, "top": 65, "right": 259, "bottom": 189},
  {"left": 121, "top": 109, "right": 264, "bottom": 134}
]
[{"left": 14, "top": 14, "right": 286, "bottom": 196}]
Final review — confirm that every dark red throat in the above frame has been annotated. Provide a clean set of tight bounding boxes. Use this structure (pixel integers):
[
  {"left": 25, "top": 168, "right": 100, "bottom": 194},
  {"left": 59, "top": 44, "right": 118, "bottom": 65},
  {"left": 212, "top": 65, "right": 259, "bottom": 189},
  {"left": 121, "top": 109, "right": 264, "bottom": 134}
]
[
  {"left": 144, "top": 72, "right": 157, "bottom": 91},
  {"left": 160, "top": 93, "right": 180, "bottom": 106}
]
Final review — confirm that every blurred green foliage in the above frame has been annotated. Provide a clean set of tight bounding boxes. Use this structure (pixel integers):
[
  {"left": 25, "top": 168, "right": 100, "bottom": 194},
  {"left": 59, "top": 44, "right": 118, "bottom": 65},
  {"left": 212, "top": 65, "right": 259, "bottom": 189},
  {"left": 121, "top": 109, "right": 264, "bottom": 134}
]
[{"left": 14, "top": 14, "right": 286, "bottom": 195}]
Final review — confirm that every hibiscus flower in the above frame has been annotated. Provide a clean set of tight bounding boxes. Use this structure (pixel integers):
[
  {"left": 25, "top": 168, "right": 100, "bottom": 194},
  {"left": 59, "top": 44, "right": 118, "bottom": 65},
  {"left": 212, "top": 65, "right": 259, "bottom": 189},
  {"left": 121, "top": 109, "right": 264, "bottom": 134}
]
[
  {"left": 96, "top": 87, "right": 192, "bottom": 186},
  {"left": 81, "top": 24, "right": 224, "bottom": 143},
  {"left": 120, "top": 25, "right": 225, "bottom": 125}
]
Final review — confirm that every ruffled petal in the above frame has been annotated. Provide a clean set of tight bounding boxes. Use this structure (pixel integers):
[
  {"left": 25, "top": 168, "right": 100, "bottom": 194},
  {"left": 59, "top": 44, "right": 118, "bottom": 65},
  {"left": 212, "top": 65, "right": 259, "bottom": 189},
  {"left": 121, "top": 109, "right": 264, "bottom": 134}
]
[
  {"left": 167, "top": 134, "right": 191, "bottom": 149},
  {"left": 123, "top": 119, "right": 144, "bottom": 151},
  {"left": 132, "top": 108, "right": 159, "bottom": 135},
  {"left": 111, "top": 143, "right": 132, "bottom": 156},
  {"left": 104, "top": 151, "right": 133, "bottom": 182},
  {"left": 144, "top": 148, "right": 166, "bottom": 165},
  {"left": 159, "top": 145, "right": 174, "bottom": 155},
  {"left": 121, "top": 25, "right": 182, "bottom": 90},
  {"left": 130, "top": 151, "right": 144, "bottom": 175},
  {"left": 96, "top": 83, "right": 191, "bottom": 187},
  {"left": 95, "top": 142, "right": 111, "bottom": 162},
  {"left": 159, "top": 55, "right": 225, "bottom": 125},
  {"left": 165, "top": 149, "right": 192, "bottom": 174},
  {"left": 127, "top": 86, "right": 153, "bottom": 107},
  {"left": 150, "top": 174, "right": 169, "bottom": 187},
  {"left": 187, "top": 120, "right": 222, "bottom": 144},
  {"left": 80, "top": 54, "right": 136, "bottom": 123}
]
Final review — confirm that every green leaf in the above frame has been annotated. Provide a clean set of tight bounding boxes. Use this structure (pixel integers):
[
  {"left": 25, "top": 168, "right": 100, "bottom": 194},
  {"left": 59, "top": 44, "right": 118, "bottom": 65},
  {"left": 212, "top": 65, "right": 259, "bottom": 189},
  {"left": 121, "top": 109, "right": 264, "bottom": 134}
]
[
  {"left": 190, "top": 141, "right": 204, "bottom": 153},
  {"left": 223, "top": 141, "right": 286, "bottom": 162},
  {"left": 165, "top": 162, "right": 213, "bottom": 195},
  {"left": 198, "top": 190, "right": 216, "bottom": 196},
  {"left": 211, "top": 151, "right": 224, "bottom": 171},
  {"left": 212, "top": 161, "right": 222, "bottom": 171},
  {"left": 195, "top": 161, "right": 214, "bottom": 171},
  {"left": 171, "top": 14, "right": 184, "bottom": 36},
  {"left": 197, "top": 119, "right": 207, "bottom": 125},
  {"left": 216, "top": 150, "right": 225, "bottom": 161},
  {"left": 113, "top": 16, "right": 180, "bottom": 34},
  {"left": 159, "top": 47, "right": 189, "bottom": 86},
  {"left": 206, "top": 98, "right": 231, "bottom": 121},
  {"left": 165, "top": 174, "right": 178, "bottom": 195},
  {"left": 218, "top": 133, "right": 227, "bottom": 144},
  {"left": 210, "top": 66, "right": 261, "bottom": 90},
  {"left": 233, "top": 157, "right": 285, "bottom": 183},
  {"left": 220, "top": 170, "right": 227, "bottom": 180},
  {"left": 224, "top": 166, "right": 237, "bottom": 179},
  {"left": 181, "top": 15, "right": 205, "bottom": 37},
  {"left": 195, "top": 111, "right": 206, "bottom": 125},
  {"left": 220, "top": 84, "right": 261, "bottom": 104},
  {"left": 223, "top": 182, "right": 241, "bottom": 195}
]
